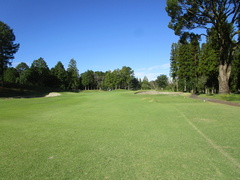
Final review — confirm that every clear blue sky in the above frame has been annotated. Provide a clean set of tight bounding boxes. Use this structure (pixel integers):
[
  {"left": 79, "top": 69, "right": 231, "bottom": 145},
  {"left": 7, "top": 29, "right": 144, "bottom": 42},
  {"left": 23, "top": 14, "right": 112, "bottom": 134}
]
[{"left": 1, "top": 0, "right": 179, "bottom": 81}]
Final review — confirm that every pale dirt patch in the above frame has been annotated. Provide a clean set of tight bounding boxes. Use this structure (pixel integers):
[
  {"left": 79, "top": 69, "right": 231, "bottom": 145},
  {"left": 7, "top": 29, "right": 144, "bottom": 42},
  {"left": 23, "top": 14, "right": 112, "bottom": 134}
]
[
  {"left": 48, "top": 156, "right": 54, "bottom": 159},
  {"left": 45, "top": 92, "right": 61, "bottom": 97},
  {"left": 136, "top": 90, "right": 183, "bottom": 95},
  {"left": 149, "top": 99, "right": 154, "bottom": 102}
]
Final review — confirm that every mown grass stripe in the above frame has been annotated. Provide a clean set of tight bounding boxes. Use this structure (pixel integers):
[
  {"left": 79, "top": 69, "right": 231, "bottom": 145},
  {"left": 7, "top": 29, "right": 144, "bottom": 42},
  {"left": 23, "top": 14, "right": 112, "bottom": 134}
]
[{"left": 174, "top": 106, "right": 240, "bottom": 170}]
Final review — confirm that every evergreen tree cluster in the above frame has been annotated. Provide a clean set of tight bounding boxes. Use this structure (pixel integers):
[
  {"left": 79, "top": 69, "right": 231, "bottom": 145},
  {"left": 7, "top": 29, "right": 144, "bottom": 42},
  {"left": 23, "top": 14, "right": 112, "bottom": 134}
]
[
  {"left": 4, "top": 57, "right": 171, "bottom": 91},
  {"left": 166, "top": 0, "right": 240, "bottom": 94},
  {"left": 170, "top": 38, "right": 240, "bottom": 93},
  {"left": 4, "top": 58, "right": 80, "bottom": 90},
  {"left": 80, "top": 66, "right": 140, "bottom": 90}
]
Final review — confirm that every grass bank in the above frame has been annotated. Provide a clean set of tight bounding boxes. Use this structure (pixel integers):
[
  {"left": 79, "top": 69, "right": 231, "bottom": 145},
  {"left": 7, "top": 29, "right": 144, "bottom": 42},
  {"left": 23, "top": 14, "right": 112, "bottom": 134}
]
[
  {"left": 199, "top": 93, "right": 240, "bottom": 103},
  {"left": 0, "top": 90, "right": 239, "bottom": 179}
]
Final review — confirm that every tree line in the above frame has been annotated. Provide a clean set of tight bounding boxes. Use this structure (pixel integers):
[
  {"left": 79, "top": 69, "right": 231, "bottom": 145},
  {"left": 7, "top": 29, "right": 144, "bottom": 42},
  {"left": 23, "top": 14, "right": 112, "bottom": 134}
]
[{"left": 3, "top": 57, "right": 170, "bottom": 91}]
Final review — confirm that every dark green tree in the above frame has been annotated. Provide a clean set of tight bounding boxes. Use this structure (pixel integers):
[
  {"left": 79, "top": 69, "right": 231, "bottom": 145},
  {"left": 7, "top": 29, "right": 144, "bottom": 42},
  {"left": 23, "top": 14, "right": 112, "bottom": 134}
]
[
  {"left": 166, "top": 0, "right": 240, "bottom": 94},
  {"left": 16, "top": 62, "right": 29, "bottom": 75},
  {"left": 130, "top": 77, "right": 141, "bottom": 90},
  {"left": 188, "top": 36, "right": 200, "bottom": 93},
  {"left": 177, "top": 42, "right": 191, "bottom": 91},
  {"left": 230, "top": 47, "right": 240, "bottom": 92},
  {"left": 198, "top": 42, "right": 219, "bottom": 93},
  {"left": 103, "top": 70, "right": 114, "bottom": 90},
  {"left": 94, "top": 71, "right": 105, "bottom": 90},
  {"left": 0, "top": 21, "right": 20, "bottom": 85},
  {"left": 4, "top": 67, "right": 18, "bottom": 83},
  {"left": 170, "top": 43, "right": 179, "bottom": 91},
  {"left": 30, "top": 57, "right": 50, "bottom": 87},
  {"left": 120, "top": 66, "right": 134, "bottom": 90},
  {"left": 112, "top": 69, "right": 122, "bottom": 89},
  {"left": 170, "top": 39, "right": 202, "bottom": 92},
  {"left": 51, "top": 61, "right": 67, "bottom": 89},
  {"left": 156, "top": 75, "right": 168, "bottom": 89},
  {"left": 19, "top": 68, "right": 36, "bottom": 86},
  {"left": 81, "top": 70, "right": 95, "bottom": 90},
  {"left": 67, "top": 58, "right": 79, "bottom": 90},
  {"left": 141, "top": 76, "right": 150, "bottom": 90}
]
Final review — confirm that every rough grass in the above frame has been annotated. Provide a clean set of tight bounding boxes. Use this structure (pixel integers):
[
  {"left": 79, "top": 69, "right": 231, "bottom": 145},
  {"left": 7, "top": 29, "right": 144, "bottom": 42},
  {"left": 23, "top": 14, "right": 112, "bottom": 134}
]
[
  {"left": 199, "top": 93, "right": 240, "bottom": 103},
  {"left": 0, "top": 90, "right": 239, "bottom": 179}
]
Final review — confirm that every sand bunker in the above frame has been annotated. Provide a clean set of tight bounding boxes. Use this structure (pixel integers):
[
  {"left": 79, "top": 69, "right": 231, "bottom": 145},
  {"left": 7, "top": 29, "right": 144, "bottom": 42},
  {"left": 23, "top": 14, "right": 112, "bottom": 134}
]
[{"left": 45, "top": 92, "right": 61, "bottom": 97}]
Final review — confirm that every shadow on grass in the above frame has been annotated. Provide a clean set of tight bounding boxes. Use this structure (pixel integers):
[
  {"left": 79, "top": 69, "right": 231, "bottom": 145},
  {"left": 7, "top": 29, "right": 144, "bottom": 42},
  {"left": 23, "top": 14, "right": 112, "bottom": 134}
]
[
  {"left": 0, "top": 86, "right": 51, "bottom": 98},
  {"left": 0, "top": 83, "right": 70, "bottom": 98}
]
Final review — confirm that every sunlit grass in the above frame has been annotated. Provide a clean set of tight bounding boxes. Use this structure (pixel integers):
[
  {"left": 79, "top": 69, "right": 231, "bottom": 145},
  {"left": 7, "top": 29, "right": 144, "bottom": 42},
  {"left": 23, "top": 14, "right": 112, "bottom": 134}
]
[{"left": 0, "top": 91, "right": 239, "bottom": 179}]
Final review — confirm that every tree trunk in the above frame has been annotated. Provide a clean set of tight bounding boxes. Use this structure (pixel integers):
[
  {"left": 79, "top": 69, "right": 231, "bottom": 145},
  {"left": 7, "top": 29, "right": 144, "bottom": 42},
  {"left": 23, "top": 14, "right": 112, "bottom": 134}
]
[
  {"left": 184, "top": 79, "right": 187, "bottom": 92},
  {"left": 0, "top": 74, "right": 3, "bottom": 86},
  {"left": 0, "top": 61, "right": 4, "bottom": 86},
  {"left": 218, "top": 64, "right": 231, "bottom": 94},
  {"left": 176, "top": 80, "right": 178, "bottom": 92}
]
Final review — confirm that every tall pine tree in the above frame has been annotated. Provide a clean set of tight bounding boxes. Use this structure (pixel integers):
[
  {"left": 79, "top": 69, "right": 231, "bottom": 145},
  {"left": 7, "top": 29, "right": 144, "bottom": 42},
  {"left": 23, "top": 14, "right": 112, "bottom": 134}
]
[
  {"left": 170, "top": 43, "right": 179, "bottom": 91},
  {"left": 0, "top": 21, "right": 19, "bottom": 85},
  {"left": 67, "top": 59, "right": 79, "bottom": 90}
]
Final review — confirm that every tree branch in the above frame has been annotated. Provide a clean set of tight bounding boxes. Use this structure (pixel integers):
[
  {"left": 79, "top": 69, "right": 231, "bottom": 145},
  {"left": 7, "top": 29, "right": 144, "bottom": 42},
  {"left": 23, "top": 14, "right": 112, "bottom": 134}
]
[
  {"left": 230, "top": 3, "right": 240, "bottom": 24},
  {"left": 231, "top": 29, "right": 240, "bottom": 39}
]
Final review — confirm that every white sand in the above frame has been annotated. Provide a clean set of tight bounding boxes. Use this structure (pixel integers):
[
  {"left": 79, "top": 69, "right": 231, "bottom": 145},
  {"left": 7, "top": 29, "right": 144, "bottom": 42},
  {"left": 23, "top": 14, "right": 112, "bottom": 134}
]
[{"left": 45, "top": 92, "right": 61, "bottom": 97}]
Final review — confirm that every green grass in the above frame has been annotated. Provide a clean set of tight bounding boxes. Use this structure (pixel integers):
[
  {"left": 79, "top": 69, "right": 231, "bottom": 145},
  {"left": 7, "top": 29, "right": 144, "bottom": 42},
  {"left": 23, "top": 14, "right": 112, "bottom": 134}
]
[
  {"left": 0, "top": 86, "right": 53, "bottom": 98},
  {"left": 199, "top": 93, "right": 240, "bottom": 103},
  {"left": 0, "top": 90, "right": 240, "bottom": 179}
]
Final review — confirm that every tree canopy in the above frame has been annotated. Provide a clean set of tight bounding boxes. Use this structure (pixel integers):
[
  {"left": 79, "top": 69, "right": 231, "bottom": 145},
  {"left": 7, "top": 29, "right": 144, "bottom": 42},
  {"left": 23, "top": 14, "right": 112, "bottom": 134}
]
[
  {"left": 67, "top": 59, "right": 79, "bottom": 90},
  {"left": 156, "top": 75, "right": 168, "bottom": 89},
  {"left": 0, "top": 21, "right": 19, "bottom": 85},
  {"left": 166, "top": 0, "right": 240, "bottom": 93},
  {"left": 51, "top": 61, "right": 68, "bottom": 89}
]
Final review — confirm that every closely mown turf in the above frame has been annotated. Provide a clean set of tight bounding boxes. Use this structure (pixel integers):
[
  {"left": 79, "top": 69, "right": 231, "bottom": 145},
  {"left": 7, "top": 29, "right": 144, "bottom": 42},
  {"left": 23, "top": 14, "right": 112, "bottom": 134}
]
[{"left": 0, "top": 90, "right": 239, "bottom": 179}]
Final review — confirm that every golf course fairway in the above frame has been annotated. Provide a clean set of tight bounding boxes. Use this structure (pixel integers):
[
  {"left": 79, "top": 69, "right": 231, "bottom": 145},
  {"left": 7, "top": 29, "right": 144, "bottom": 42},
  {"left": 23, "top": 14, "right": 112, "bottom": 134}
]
[{"left": 0, "top": 90, "right": 239, "bottom": 179}]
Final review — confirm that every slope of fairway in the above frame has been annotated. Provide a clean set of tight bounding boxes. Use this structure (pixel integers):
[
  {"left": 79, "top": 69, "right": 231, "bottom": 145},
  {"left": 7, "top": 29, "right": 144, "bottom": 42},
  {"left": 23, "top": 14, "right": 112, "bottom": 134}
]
[{"left": 0, "top": 91, "right": 239, "bottom": 179}]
